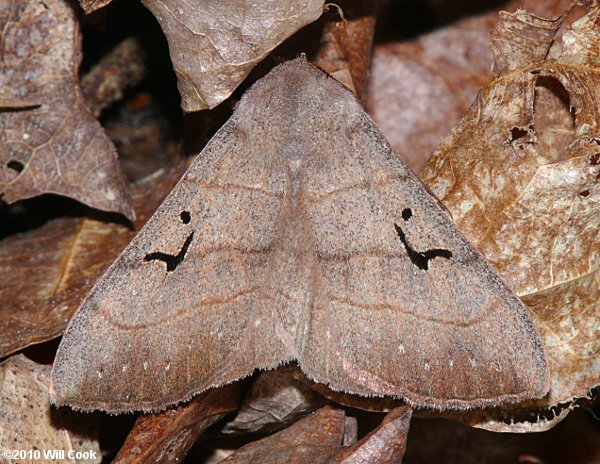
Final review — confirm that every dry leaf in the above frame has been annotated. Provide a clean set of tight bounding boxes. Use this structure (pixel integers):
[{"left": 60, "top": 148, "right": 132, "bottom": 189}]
[
  {"left": 0, "top": 0, "right": 134, "bottom": 218},
  {"left": 139, "top": 0, "right": 326, "bottom": 111},
  {"left": 0, "top": 355, "right": 101, "bottom": 464},
  {"left": 367, "top": 0, "right": 580, "bottom": 173},
  {"left": 0, "top": 161, "right": 185, "bottom": 358},
  {"left": 78, "top": 0, "right": 112, "bottom": 14},
  {"left": 313, "top": 1, "right": 377, "bottom": 104},
  {"left": 220, "top": 406, "right": 347, "bottom": 464},
  {"left": 220, "top": 405, "right": 412, "bottom": 464},
  {"left": 80, "top": 37, "right": 148, "bottom": 118},
  {"left": 113, "top": 383, "right": 241, "bottom": 464},
  {"left": 420, "top": 3, "right": 600, "bottom": 430},
  {"left": 332, "top": 406, "right": 412, "bottom": 464},
  {"left": 367, "top": 5, "right": 499, "bottom": 172},
  {"left": 222, "top": 365, "right": 329, "bottom": 435},
  {"left": 490, "top": 4, "right": 575, "bottom": 76}
]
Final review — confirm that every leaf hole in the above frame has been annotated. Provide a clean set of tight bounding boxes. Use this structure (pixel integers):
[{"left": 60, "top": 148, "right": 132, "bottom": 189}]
[
  {"left": 579, "top": 189, "right": 591, "bottom": 198},
  {"left": 180, "top": 211, "right": 191, "bottom": 224},
  {"left": 6, "top": 160, "right": 24, "bottom": 173},
  {"left": 509, "top": 127, "right": 529, "bottom": 143},
  {"left": 401, "top": 208, "right": 412, "bottom": 221}
]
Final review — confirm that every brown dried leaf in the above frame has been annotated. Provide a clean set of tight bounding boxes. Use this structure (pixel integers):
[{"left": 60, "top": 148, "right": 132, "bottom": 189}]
[
  {"left": 222, "top": 365, "right": 329, "bottom": 435},
  {"left": 313, "top": 1, "right": 377, "bottom": 104},
  {"left": 113, "top": 383, "right": 241, "bottom": 464},
  {"left": 367, "top": 0, "right": 580, "bottom": 173},
  {"left": 420, "top": 3, "right": 600, "bottom": 429},
  {"left": 139, "top": 0, "right": 325, "bottom": 112},
  {"left": 367, "top": 6, "right": 499, "bottom": 172},
  {"left": 220, "top": 405, "right": 412, "bottom": 464},
  {"left": 0, "top": 354, "right": 101, "bottom": 464},
  {"left": 0, "top": 0, "right": 134, "bottom": 218},
  {"left": 0, "top": 161, "right": 185, "bottom": 358},
  {"left": 78, "top": 0, "right": 112, "bottom": 14},
  {"left": 80, "top": 37, "right": 148, "bottom": 118},
  {"left": 490, "top": 3, "right": 576, "bottom": 76},
  {"left": 332, "top": 406, "right": 412, "bottom": 464},
  {"left": 220, "top": 406, "right": 346, "bottom": 464}
]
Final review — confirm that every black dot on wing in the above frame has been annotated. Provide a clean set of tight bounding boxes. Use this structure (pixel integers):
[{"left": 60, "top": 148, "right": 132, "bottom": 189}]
[
  {"left": 402, "top": 208, "right": 412, "bottom": 221},
  {"left": 180, "top": 211, "right": 191, "bottom": 224}
]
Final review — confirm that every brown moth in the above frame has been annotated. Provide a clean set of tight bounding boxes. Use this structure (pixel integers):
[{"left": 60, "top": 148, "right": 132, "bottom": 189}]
[{"left": 50, "top": 58, "right": 549, "bottom": 413}]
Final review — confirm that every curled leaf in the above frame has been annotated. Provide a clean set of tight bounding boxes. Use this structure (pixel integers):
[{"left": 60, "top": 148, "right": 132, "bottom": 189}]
[
  {"left": 222, "top": 365, "right": 329, "bottom": 435},
  {"left": 490, "top": 3, "right": 576, "bottom": 76},
  {"left": 313, "top": 1, "right": 376, "bottom": 104},
  {"left": 113, "top": 383, "right": 241, "bottom": 464}
]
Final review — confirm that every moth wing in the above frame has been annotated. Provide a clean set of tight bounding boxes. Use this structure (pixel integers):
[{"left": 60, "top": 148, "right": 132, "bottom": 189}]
[
  {"left": 296, "top": 93, "right": 549, "bottom": 409},
  {"left": 51, "top": 120, "right": 291, "bottom": 413}
]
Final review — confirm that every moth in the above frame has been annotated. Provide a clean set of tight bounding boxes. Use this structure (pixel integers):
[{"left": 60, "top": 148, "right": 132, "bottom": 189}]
[{"left": 51, "top": 58, "right": 549, "bottom": 413}]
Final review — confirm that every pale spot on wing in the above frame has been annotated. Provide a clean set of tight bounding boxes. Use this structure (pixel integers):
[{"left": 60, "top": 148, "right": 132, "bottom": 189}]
[
  {"left": 143, "top": 362, "right": 148, "bottom": 370},
  {"left": 398, "top": 344, "right": 405, "bottom": 354}
]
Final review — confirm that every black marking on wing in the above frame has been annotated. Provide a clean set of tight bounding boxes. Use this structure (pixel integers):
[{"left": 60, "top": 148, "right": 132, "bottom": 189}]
[
  {"left": 180, "top": 211, "right": 191, "bottom": 223},
  {"left": 394, "top": 224, "right": 452, "bottom": 271},
  {"left": 144, "top": 232, "right": 194, "bottom": 272}
]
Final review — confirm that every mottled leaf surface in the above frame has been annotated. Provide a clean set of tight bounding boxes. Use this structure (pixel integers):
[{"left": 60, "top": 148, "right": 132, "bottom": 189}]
[
  {"left": 421, "top": 3, "right": 600, "bottom": 429},
  {"left": 367, "top": 0, "right": 580, "bottom": 172},
  {"left": 0, "top": 355, "right": 101, "bottom": 464},
  {"left": 141, "top": 0, "right": 325, "bottom": 111},
  {"left": 0, "top": 0, "right": 133, "bottom": 218}
]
